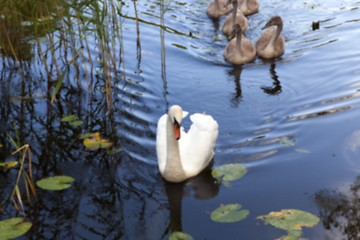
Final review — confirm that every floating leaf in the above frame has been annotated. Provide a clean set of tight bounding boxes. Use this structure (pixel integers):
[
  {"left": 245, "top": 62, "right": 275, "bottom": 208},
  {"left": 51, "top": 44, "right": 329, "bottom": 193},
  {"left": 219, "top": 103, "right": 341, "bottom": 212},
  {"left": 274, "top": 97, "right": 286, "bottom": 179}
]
[
  {"left": 295, "top": 148, "right": 310, "bottom": 154},
  {"left": 100, "top": 141, "right": 113, "bottom": 149},
  {"left": 0, "top": 144, "right": 2, "bottom": 147},
  {"left": 36, "top": 176, "right": 74, "bottom": 191},
  {"left": 257, "top": 209, "right": 320, "bottom": 231},
  {"left": 0, "top": 218, "right": 32, "bottom": 240},
  {"left": 211, "top": 203, "right": 249, "bottom": 223},
  {"left": 69, "top": 120, "right": 83, "bottom": 127},
  {"left": 83, "top": 138, "right": 101, "bottom": 150},
  {"left": 61, "top": 115, "right": 78, "bottom": 122},
  {"left": 83, "top": 133, "right": 114, "bottom": 151},
  {"left": 0, "top": 161, "right": 18, "bottom": 170},
  {"left": 79, "top": 132, "right": 91, "bottom": 139},
  {"left": 169, "top": 231, "right": 193, "bottom": 240},
  {"left": 212, "top": 163, "right": 247, "bottom": 181},
  {"left": 107, "top": 148, "right": 122, "bottom": 155},
  {"left": 280, "top": 137, "right": 295, "bottom": 146}
]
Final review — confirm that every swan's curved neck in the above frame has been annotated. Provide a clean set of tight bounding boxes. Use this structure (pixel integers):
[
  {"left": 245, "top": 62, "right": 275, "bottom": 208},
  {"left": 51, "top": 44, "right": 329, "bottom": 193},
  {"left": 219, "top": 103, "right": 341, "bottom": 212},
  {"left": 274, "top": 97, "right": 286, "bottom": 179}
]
[
  {"left": 163, "top": 116, "right": 186, "bottom": 182},
  {"left": 214, "top": 0, "right": 220, "bottom": 10},
  {"left": 239, "top": 0, "right": 247, "bottom": 11},
  {"left": 231, "top": 1, "right": 238, "bottom": 24},
  {"left": 235, "top": 31, "right": 243, "bottom": 56},
  {"left": 270, "top": 23, "right": 282, "bottom": 47}
]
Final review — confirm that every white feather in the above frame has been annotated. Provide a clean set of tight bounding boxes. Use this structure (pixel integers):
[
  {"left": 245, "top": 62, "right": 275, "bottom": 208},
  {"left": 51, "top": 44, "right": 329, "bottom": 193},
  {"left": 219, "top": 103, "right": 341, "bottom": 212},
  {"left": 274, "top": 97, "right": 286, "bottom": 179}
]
[{"left": 156, "top": 106, "right": 218, "bottom": 182}]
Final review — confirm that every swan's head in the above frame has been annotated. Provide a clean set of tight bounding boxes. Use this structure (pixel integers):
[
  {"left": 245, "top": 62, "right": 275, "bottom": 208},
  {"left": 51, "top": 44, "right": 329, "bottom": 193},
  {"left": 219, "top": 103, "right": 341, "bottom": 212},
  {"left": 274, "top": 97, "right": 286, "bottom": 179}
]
[
  {"left": 229, "top": 23, "right": 242, "bottom": 39},
  {"left": 262, "top": 16, "right": 283, "bottom": 30},
  {"left": 168, "top": 105, "right": 183, "bottom": 140}
]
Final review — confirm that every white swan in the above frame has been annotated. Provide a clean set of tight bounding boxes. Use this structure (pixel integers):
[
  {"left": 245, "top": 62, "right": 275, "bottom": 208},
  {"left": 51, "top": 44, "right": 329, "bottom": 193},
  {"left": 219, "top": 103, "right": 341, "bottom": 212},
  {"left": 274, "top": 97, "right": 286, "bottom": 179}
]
[
  {"left": 222, "top": 0, "right": 248, "bottom": 38},
  {"left": 156, "top": 105, "right": 219, "bottom": 182},
  {"left": 255, "top": 16, "right": 285, "bottom": 59}
]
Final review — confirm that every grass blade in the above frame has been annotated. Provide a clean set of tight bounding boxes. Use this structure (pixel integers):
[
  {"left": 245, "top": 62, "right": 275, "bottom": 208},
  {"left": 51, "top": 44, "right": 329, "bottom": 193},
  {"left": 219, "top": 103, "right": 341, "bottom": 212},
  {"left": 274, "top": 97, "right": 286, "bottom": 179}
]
[{"left": 51, "top": 70, "right": 66, "bottom": 104}]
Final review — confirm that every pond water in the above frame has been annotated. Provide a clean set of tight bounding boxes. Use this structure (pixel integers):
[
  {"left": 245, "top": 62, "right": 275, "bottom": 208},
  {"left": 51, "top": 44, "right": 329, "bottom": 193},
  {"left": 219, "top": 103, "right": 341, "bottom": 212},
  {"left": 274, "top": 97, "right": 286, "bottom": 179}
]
[{"left": 1, "top": 0, "right": 360, "bottom": 239}]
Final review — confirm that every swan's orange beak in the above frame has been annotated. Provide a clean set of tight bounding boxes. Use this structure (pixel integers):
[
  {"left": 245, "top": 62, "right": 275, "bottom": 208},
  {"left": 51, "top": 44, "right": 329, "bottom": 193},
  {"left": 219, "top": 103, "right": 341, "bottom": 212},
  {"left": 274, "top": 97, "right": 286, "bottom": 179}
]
[{"left": 174, "top": 122, "right": 181, "bottom": 140}]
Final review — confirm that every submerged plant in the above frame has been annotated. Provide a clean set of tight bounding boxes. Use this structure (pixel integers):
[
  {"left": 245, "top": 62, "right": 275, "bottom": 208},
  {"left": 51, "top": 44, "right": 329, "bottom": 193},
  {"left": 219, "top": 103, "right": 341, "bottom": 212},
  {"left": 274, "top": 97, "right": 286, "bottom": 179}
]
[{"left": 8, "top": 141, "right": 37, "bottom": 217}]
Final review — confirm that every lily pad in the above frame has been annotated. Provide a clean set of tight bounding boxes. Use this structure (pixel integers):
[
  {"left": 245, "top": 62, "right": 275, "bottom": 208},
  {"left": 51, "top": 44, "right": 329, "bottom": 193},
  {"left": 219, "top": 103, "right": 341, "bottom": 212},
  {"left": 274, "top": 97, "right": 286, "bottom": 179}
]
[
  {"left": 0, "top": 161, "right": 18, "bottom": 170},
  {"left": 169, "top": 231, "right": 193, "bottom": 240},
  {"left": 107, "top": 148, "right": 122, "bottom": 155},
  {"left": 83, "top": 138, "right": 101, "bottom": 150},
  {"left": 69, "top": 120, "right": 83, "bottom": 127},
  {"left": 212, "top": 163, "right": 247, "bottom": 181},
  {"left": 36, "top": 176, "right": 74, "bottom": 191},
  {"left": 79, "top": 132, "right": 91, "bottom": 139},
  {"left": 211, "top": 203, "right": 249, "bottom": 223},
  {"left": 61, "top": 115, "right": 78, "bottom": 122},
  {"left": 83, "top": 133, "right": 114, "bottom": 151},
  {"left": 0, "top": 218, "right": 32, "bottom": 240},
  {"left": 257, "top": 209, "right": 320, "bottom": 231}
]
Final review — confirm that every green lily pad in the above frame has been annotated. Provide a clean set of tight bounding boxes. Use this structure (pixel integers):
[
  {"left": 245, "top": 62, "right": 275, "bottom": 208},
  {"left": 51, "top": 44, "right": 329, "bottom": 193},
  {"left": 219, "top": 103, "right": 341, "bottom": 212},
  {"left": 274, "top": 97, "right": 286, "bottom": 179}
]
[
  {"left": 169, "top": 231, "right": 193, "bottom": 240},
  {"left": 69, "top": 120, "right": 83, "bottom": 127},
  {"left": 212, "top": 163, "right": 247, "bottom": 181},
  {"left": 0, "top": 161, "right": 18, "bottom": 170},
  {"left": 100, "top": 141, "right": 113, "bottom": 149},
  {"left": 211, "top": 203, "right": 249, "bottom": 223},
  {"left": 61, "top": 115, "right": 78, "bottom": 122},
  {"left": 257, "top": 209, "right": 320, "bottom": 231},
  {"left": 36, "top": 176, "right": 74, "bottom": 191},
  {"left": 79, "top": 132, "right": 91, "bottom": 139},
  {"left": 107, "top": 148, "right": 122, "bottom": 155},
  {"left": 0, "top": 218, "right": 32, "bottom": 240}
]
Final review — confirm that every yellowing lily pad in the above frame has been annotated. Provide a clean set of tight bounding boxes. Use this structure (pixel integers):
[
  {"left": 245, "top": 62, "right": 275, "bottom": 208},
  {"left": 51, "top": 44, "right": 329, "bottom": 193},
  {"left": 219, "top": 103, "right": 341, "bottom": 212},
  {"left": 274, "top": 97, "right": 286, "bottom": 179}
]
[
  {"left": 0, "top": 161, "right": 18, "bottom": 170},
  {"left": 61, "top": 115, "right": 78, "bottom": 122},
  {"left": 257, "top": 209, "right": 320, "bottom": 231},
  {"left": 36, "top": 176, "right": 74, "bottom": 191},
  {"left": 0, "top": 218, "right": 32, "bottom": 240},
  {"left": 212, "top": 163, "right": 247, "bottom": 181},
  {"left": 169, "top": 231, "right": 193, "bottom": 240},
  {"left": 83, "top": 133, "right": 114, "bottom": 151},
  {"left": 211, "top": 203, "right": 249, "bottom": 223}
]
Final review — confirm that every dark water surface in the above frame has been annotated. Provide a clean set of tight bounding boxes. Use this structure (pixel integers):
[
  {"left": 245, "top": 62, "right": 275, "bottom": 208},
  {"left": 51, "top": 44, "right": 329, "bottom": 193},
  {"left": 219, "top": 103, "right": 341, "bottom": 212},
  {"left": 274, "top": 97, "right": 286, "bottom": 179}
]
[{"left": 1, "top": 0, "right": 360, "bottom": 239}]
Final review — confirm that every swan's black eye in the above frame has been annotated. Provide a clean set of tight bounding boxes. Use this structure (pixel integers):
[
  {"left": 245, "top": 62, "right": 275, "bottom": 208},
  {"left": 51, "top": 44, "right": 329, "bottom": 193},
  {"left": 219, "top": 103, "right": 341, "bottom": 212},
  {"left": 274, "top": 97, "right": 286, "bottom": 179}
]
[{"left": 174, "top": 118, "right": 180, "bottom": 127}]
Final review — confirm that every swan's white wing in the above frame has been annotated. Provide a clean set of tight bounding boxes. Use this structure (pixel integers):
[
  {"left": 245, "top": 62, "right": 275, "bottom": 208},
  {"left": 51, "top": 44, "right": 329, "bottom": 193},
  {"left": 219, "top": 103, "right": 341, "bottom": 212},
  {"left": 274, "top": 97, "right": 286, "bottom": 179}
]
[
  {"left": 179, "top": 113, "right": 219, "bottom": 176},
  {"left": 156, "top": 114, "right": 168, "bottom": 173}
]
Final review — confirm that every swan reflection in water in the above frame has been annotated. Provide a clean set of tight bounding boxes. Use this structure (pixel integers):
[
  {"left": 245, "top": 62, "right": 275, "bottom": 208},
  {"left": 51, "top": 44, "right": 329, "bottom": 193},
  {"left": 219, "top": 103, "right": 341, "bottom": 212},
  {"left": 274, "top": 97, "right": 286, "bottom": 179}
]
[
  {"left": 227, "top": 63, "right": 282, "bottom": 107},
  {"left": 261, "top": 63, "right": 282, "bottom": 95},
  {"left": 227, "top": 66, "right": 243, "bottom": 108},
  {"left": 163, "top": 166, "right": 219, "bottom": 234}
]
